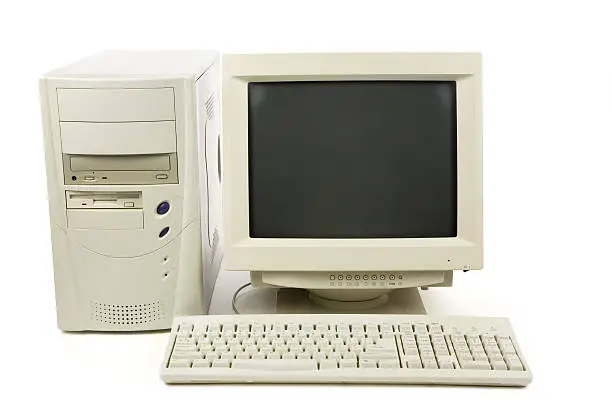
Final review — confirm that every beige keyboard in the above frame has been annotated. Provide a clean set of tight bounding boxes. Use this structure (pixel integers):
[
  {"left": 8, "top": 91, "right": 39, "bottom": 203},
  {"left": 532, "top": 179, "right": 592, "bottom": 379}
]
[{"left": 161, "top": 314, "right": 532, "bottom": 386}]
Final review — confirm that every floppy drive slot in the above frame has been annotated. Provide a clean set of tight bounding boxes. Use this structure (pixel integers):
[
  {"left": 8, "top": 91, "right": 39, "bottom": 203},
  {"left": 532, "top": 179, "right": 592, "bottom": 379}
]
[{"left": 66, "top": 191, "right": 143, "bottom": 209}]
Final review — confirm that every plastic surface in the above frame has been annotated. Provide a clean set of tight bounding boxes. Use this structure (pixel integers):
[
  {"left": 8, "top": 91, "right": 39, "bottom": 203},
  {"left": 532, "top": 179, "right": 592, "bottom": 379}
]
[
  {"left": 160, "top": 314, "right": 532, "bottom": 386},
  {"left": 222, "top": 53, "right": 483, "bottom": 273},
  {"left": 40, "top": 50, "right": 222, "bottom": 331}
]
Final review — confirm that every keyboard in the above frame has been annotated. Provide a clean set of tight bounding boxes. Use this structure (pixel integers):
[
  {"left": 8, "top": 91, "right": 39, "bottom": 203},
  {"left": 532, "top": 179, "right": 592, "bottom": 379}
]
[{"left": 161, "top": 314, "right": 532, "bottom": 387}]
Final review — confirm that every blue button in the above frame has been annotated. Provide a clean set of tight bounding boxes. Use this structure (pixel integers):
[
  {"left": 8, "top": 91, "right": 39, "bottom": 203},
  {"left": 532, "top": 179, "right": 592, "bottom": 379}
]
[
  {"left": 157, "top": 201, "right": 170, "bottom": 215},
  {"left": 159, "top": 227, "right": 170, "bottom": 238}
]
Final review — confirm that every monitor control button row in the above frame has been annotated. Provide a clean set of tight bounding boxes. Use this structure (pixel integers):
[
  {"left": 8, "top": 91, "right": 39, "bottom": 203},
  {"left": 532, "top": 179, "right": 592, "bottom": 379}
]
[
  {"left": 328, "top": 273, "right": 402, "bottom": 287},
  {"left": 328, "top": 273, "right": 401, "bottom": 281}
]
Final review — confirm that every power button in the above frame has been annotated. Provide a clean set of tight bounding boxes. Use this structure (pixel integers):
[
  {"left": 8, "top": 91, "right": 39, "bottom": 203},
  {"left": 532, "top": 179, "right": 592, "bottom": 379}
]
[{"left": 157, "top": 201, "right": 170, "bottom": 215}]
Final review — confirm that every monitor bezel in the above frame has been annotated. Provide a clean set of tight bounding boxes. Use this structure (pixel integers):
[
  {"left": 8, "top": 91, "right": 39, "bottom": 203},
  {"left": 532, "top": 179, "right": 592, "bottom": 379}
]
[{"left": 222, "top": 53, "right": 482, "bottom": 272}]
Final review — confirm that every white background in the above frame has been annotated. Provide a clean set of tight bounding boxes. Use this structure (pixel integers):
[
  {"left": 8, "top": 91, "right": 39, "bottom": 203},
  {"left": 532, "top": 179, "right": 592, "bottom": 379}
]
[{"left": 1, "top": 0, "right": 611, "bottom": 405}]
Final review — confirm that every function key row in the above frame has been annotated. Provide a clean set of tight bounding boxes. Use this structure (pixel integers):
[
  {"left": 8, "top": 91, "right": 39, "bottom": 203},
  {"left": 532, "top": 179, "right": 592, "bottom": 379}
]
[{"left": 178, "top": 322, "right": 445, "bottom": 334}]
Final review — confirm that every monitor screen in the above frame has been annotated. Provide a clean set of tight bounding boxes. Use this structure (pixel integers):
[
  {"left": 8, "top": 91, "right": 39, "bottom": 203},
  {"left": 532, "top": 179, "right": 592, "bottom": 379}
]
[{"left": 248, "top": 81, "right": 457, "bottom": 238}]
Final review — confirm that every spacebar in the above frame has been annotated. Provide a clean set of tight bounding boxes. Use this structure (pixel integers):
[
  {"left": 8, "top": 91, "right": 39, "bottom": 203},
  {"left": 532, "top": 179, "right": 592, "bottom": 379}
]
[{"left": 231, "top": 360, "right": 317, "bottom": 370}]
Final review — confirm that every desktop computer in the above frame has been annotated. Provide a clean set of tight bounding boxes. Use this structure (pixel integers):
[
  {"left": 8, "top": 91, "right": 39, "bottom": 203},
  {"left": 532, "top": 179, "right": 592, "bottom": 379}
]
[
  {"left": 41, "top": 51, "right": 531, "bottom": 385},
  {"left": 40, "top": 51, "right": 223, "bottom": 331}
]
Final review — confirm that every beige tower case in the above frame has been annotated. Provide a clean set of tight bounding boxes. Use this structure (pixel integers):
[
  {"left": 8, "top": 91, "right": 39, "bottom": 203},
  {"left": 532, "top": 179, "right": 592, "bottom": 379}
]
[{"left": 40, "top": 51, "right": 223, "bottom": 331}]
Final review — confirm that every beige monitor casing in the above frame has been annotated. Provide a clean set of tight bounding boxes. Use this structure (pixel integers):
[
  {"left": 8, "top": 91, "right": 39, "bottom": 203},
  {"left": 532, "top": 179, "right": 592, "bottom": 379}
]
[
  {"left": 222, "top": 53, "right": 483, "bottom": 296},
  {"left": 41, "top": 51, "right": 223, "bottom": 331}
]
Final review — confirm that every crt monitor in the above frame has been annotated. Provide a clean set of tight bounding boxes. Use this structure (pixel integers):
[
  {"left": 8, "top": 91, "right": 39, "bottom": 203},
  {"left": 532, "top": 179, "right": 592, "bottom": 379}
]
[{"left": 222, "top": 53, "right": 482, "bottom": 308}]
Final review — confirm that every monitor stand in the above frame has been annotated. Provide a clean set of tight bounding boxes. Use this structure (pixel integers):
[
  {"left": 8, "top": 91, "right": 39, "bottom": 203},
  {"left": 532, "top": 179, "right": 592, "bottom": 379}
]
[{"left": 275, "top": 287, "right": 426, "bottom": 315}]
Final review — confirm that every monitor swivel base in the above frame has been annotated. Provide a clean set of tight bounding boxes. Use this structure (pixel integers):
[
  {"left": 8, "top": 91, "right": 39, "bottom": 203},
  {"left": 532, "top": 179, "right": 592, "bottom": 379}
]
[
  {"left": 307, "top": 291, "right": 389, "bottom": 310},
  {"left": 305, "top": 288, "right": 392, "bottom": 310},
  {"left": 275, "top": 287, "right": 426, "bottom": 315}
]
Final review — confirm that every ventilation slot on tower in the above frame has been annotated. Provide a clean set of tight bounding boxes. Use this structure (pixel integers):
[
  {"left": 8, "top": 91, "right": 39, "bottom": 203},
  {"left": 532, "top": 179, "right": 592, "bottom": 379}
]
[
  {"left": 90, "top": 301, "right": 165, "bottom": 326},
  {"left": 205, "top": 93, "right": 216, "bottom": 120}
]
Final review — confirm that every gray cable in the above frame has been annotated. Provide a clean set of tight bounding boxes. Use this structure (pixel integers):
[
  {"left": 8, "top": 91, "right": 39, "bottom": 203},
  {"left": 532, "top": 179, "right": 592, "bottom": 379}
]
[{"left": 231, "top": 283, "right": 253, "bottom": 314}]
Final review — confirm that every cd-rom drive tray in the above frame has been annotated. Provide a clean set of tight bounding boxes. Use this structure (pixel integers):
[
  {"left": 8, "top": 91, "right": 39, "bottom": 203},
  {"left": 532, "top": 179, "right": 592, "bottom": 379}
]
[{"left": 63, "top": 153, "right": 178, "bottom": 185}]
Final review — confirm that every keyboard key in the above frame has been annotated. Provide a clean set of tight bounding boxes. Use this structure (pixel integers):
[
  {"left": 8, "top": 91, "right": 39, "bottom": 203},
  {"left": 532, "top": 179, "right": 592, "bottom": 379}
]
[
  {"left": 212, "top": 338, "right": 226, "bottom": 347},
  {"left": 298, "top": 352, "right": 312, "bottom": 360},
  {"left": 504, "top": 354, "right": 524, "bottom": 371},
  {"left": 461, "top": 360, "right": 490, "bottom": 370},
  {"left": 359, "top": 359, "right": 378, "bottom": 368},
  {"left": 403, "top": 346, "right": 420, "bottom": 356},
  {"left": 206, "top": 323, "right": 220, "bottom": 333},
  {"left": 204, "top": 351, "right": 219, "bottom": 360},
  {"left": 168, "top": 359, "right": 191, "bottom": 368},
  {"left": 312, "top": 352, "right": 327, "bottom": 362},
  {"left": 199, "top": 344, "right": 213, "bottom": 354},
  {"left": 173, "top": 345, "right": 198, "bottom": 353},
  {"left": 473, "top": 352, "right": 489, "bottom": 362},
  {"left": 380, "top": 324, "right": 393, "bottom": 334},
  {"left": 315, "top": 322, "right": 329, "bottom": 331},
  {"left": 215, "top": 345, "right": 229, "bottom": 353},
  {"left": 301, "top": 323, "right": 314, "bottom": 332},
  {"left": 492, "top": 360, "right": 508, "bottom": 370},
  {"left": 192, "top": 359, "right": 210, "bottom": 368},
  {"left": 175, "top": 338, "right": 195, "bottom": 346},
  {"left": 342, "top": 351, "right": 357, "bottom": 360},
  {"left": 422, "top": 359, "right": 438, "bottom": 369},
  {"left": 319, "top": 360, "right": 338, "bottom": 369},
  {"left": 428, "top": 323, "right": 443, "bottom": 334},
  {"left": 328, "top": 352, "right": 342, "bottom": 362},
  {"left": 439, "top": 360, "right": 455, "bottom": 369},
  {"left": 237, "top": 323, "right": 250, "bottom": 332},
  {"left": 473, "top": 361, "right": 491, "bottom": 370},
  {"left": 172, "top": 351, "right": 202, "bottom": 360},
  {"left": 232, "top": 359, "right": 317, "bottom": 370},
  {"left": 379, "top": 359, "right": 400, "bottom": 369},
  {"left": 178, "top": 323, "right": 193, "bottom": 332},
  {"left": 212, "top": 360, "right": 230, "bottom": 368},
  {"left": 361, "top": 351, "right": 397, "bottom": 360},
  {"left": 340, "top": 360, "right": 357, "bottom": 368},
  {"left": 406, "top": 359, "right": 423, "bottom": 369},
  {"left": 399, "top": 323, "right": 414, "bottom": 333}
]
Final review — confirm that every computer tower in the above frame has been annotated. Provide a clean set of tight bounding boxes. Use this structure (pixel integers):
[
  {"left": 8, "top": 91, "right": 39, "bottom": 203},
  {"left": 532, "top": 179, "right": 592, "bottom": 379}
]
[{"left": 40, "top": 51, "right": 223, "bottom": 331}]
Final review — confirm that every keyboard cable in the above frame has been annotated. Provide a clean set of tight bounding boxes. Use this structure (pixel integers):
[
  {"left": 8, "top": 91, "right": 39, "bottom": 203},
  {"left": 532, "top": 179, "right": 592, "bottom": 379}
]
[{"left": 231, "top": 283, "right": 253, "bottom": 314}]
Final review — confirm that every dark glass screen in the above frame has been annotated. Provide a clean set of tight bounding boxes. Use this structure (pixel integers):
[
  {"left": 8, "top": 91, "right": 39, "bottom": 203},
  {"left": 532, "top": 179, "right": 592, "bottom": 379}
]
[{"left": 248, "top": 81, "right": 457, "bottom": 238}]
